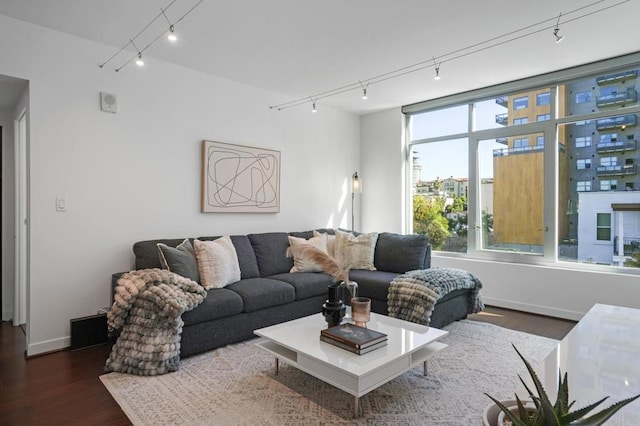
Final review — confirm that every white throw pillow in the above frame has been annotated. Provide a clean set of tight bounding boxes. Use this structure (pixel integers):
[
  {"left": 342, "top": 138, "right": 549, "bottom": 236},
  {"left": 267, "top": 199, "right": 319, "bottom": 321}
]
[
  {"left": 334, "top": 230, "right": 379, "bottom": 271},
  {"left": 313, "top": 230, "right": 336, "bottom": 257},
  {"left": 194, "top": 237, "right": 241, "bottom": 289},
  {"left": 288, "top": 233, "right": 329, "bottom": 272}
]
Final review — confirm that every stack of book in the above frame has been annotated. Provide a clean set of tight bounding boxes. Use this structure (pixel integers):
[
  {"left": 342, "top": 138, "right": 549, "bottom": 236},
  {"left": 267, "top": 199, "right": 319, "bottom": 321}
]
[{"left": 320, "top": 323, "right": 388, "bottom": 355}]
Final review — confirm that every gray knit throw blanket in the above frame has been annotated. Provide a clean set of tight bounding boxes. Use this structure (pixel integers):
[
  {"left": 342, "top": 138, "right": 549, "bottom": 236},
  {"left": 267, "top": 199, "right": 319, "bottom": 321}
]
[
  {"left": 387, "top": 267, "right": 484, "bottom": 326},
  {"left": 105, "top": 268, "right": 206, "bottom": 376}
]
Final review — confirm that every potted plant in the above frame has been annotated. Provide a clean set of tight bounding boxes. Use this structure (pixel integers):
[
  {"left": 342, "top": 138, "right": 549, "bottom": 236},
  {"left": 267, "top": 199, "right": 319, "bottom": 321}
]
[{"left": 484, "top": 344, "right": 640, "bottom": 425}]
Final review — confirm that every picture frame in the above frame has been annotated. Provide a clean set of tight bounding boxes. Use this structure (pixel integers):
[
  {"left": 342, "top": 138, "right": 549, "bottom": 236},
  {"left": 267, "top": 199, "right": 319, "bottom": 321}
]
[{"left": 201, "top": 140, "right": 280, "bottom": 213}]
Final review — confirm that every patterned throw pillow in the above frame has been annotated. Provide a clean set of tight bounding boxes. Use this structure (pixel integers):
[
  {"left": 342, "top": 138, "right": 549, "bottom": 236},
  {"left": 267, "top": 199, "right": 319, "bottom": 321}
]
[
  {"left": 194, "top": 237, "right": 241, "bottom": 289},
  {"left": 157, "top": 239, "right": 200, "bottom": 283},
  {"left": 334, "top": 230, "right": 379, "bottom": 271},
  {"left": 287, "top": 233, "right": 329, "bottom": 272}
]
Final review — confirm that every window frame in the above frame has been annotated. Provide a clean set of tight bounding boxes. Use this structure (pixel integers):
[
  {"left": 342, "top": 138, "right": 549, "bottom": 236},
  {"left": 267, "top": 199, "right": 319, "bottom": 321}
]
[
  {"left": 596, "top": 213, "right": 612, "bottom": 241},
  {"left": 403, "top": 51, "right": 640, "bottom": 274}
]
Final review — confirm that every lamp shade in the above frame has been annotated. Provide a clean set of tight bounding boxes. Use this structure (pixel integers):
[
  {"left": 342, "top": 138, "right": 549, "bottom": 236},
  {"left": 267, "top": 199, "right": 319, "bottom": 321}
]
[{"left": 352, "top": 172, "right": 362, "bottom": 194}]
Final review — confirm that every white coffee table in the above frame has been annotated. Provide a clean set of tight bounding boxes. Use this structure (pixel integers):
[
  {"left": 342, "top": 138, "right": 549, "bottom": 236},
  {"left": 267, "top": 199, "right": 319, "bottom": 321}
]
[{"left": 254, "top": 312, "right": 448, "bottom": 417}]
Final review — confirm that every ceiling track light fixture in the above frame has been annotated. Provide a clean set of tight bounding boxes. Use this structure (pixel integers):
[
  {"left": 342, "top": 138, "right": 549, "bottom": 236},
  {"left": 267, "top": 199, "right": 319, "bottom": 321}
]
[
  {"left": 129, "top": 39, "right": 145, "bottom": 66},
  {"left": 269, "top": 0, "right": 629, "bottom": 112},
  {"left": 168, "top": 25, "right": 178, "bottom": 42},
  {"left": 162, "top": 9, "right": 178, "bottom": 42},
  {"left": 433, "top": 57, "right": 441, "bottom": 80},
  {"left": 311, "top": 98, "right": 317, "bottom": 113},
  {"left": 553, "top": 12, "right": 565, "bottom": 43},
  {"left": 100, "top": 0, "right": 204, "bottom": 72},
  {"left": 359, "top": 81, "right": 369, "bottom": 100}
]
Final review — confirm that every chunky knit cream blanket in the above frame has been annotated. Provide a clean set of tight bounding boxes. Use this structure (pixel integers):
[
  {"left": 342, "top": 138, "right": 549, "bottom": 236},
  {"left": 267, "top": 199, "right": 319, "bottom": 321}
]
[
  {"left": 105, "top": 268, "right": 206, "bottom": 376},
  {"left": 388, "top": 267, "right": 484, "bottom": 326}
]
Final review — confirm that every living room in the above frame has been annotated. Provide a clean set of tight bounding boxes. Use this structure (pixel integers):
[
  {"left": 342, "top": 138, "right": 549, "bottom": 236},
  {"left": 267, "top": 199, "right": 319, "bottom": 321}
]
[{"left": 1, "top": 1, "right": 639, "bottom": 423}]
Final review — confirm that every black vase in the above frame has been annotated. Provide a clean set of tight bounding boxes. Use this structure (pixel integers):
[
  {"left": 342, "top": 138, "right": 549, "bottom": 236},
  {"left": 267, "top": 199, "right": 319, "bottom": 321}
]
[{"left": 322, "top": 283, "right": 345, "bottom": 327}]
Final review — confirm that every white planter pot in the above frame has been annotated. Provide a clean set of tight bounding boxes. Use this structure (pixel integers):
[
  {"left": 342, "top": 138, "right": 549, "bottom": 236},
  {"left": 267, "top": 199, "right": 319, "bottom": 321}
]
[{"left": 482, "top": 399, "right": 536, "bottom": 426}]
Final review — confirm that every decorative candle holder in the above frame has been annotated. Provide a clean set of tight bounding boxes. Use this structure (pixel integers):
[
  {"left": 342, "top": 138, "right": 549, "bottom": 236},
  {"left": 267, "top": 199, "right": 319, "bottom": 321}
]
[
  {"left": 350, "top": 297, "right": 371, "bottom": 328},
  {"left": 322, "top": 283, "right": 345, "bottom": 327}
]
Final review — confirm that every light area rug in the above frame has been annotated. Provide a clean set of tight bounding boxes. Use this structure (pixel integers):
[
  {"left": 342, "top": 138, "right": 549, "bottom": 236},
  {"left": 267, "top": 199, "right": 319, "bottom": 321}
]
[{"left": 100, "top": 319, "right": 558, "bottom": 425}]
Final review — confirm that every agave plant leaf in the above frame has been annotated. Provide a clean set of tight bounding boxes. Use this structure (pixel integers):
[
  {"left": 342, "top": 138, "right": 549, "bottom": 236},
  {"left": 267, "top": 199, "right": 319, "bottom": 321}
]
[
  {"left": 553, "top": 371, "right": 570, "bottom": 414},
  {"left": 560, "top": 396, "right": 609, "bottom": 423},
  {"left": 512, "top": 344, "right": 560, "bottom": 425},
  {"left": 565, "top": 394, "right": 640, "bottom": 426}
]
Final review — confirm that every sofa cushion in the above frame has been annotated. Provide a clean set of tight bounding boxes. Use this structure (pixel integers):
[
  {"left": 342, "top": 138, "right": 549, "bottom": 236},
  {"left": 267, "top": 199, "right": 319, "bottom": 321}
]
[
  {"left": 134, "top": 239, "right": 187, "bottom": 269},
  {"left": 374, "top": 232, "right": 430, "bottom": 273},
  {"left": 226, "top": 278, "right": 295, "bottom": 312},
  {"left": 334, "top": 230, "right": 379, "bottom": 271},
  {"left": 182, "top": 288, "right": 244, "bottom": 326},
  {"left": 348, "top": 269, "right": 400, "bottom": 302},
  {"left": 248, "top": 232, "right": 293, "bottom": 277},
  {"left": 269, "top": 272, "right": 334, "bottom": 300},
  {"left": 197, "top": 235, "right": 260, "bottom": 279},
  {"left": 194, "top": 237, "right": 241, "bottom": 289},
  {"left": 157, "top": 239, "right": 200, "bottom": 283}
]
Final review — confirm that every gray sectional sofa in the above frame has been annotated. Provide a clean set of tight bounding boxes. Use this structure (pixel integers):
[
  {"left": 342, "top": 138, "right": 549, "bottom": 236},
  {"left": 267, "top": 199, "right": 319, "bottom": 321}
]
[{"left": 112, "top": 229, "right": 475, "bottom": 358}]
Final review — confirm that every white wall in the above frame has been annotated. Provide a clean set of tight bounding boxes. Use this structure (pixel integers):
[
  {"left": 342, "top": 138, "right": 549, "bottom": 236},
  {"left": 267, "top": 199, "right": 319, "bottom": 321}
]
[
  {"left": 360, "top": 108, "right": 405, "bottom": 233},
  {"left": 0, "top": 15, "right": 360, "bottom": 355},
  {"left": 360, "top": 107, "right": 640, "bottom": 321},
  {"left": 1, "top": 109, "right": 15, "bottom": 321}
]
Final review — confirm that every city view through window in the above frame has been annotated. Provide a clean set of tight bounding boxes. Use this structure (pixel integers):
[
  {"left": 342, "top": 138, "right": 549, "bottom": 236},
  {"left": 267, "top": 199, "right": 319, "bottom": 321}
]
[{"left": 407, "top": 65, "right": 640, "bottom": 270}]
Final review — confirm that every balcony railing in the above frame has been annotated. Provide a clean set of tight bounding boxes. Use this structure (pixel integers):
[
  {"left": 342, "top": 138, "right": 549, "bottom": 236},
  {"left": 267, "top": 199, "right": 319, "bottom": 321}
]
[
  {"left": 596, "top": 114, "right": 638, "bottom": 130},
  {"left": 596, "top": 89, "right": 638, "bottom": 108},
  {"left": 596, "top": 139, "right": 637, "bottom": 153},
  {"left": 496, "top": 137, "right": 508, "bottom": 145},
  {"left": 495, "top": 113, "right": 508, "bottom": 126},
  {"left": 613, "top": 236, "right": 640, "bottom": 256},
  {"left": 596, "top": 70, "right": 637, "bottom": 85},
  {"left": 596, "top": 164, "right": 637, "bottom": 176},
  {"left": 493, "top": 144, "right": 566, "bottom": 157},
  {"left": 495, "top": 96, "right": 508, "bottom": 108}
]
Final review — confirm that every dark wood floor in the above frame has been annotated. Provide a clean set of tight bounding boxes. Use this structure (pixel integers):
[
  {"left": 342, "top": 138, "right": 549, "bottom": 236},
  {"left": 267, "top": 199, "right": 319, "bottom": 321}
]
[{"left": 0, "top": 306, "right": 576, "bottom": 425}]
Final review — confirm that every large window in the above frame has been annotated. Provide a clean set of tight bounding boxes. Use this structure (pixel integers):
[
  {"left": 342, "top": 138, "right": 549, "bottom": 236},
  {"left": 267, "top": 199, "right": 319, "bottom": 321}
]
[{"left": 405, "top": 54, "right": 640, "bottom": 271}]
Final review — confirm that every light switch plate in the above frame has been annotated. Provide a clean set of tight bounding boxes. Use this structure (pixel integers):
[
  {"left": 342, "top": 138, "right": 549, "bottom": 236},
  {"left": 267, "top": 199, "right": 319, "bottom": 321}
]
[{"left": 56, "top": 196, "right": 68, "bottom": 212}]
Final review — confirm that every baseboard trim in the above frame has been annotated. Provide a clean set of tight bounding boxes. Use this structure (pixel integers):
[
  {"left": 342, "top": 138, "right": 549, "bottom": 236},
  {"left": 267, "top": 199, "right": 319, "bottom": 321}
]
[
  {"left": 27, "top": 335, "right": 70, "bottom": 357},
  {"left": 483, "top": 297, "right": 584, "bottom": 322},
  {"left": 2, "top": 310, "right": 14, "bottom": 322}
]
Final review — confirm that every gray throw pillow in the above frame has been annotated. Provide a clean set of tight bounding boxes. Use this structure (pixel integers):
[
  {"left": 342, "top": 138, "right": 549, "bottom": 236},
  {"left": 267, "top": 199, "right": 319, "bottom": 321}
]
[
  {"left": 374, "top": 232, "right": 429, "bottom": 273},
  {"left": 157, "top": 239, "right": 200, "bottom": 283}
]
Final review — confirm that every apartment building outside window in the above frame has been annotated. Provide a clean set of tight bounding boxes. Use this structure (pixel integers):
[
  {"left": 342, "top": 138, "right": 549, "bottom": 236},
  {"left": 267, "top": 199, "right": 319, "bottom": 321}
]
[
  {"left": 596, "top": 213, "right": 612, "bottom": 241},
  {"left": 577, "top": 181, "right": 592, "bottom": 191},
  {"left": 405, "top": 52, "right": 640, "bottom": 271},
  {"left": 576, "top": 92, "right": 592, "bottom": 103},
  {"left": 577, "top": 159, "right": 591, "bottom": 169},
  {"left": 600, "top": 179, "right": 618, "bottom": 190},
  {"left": 513, "top": 96, "right": 528, "bottom": 109},
  {"left": 575, "top": 136, "right": 592, "bottom": 147},
  {"left": 537, "top": 92, "right": 551, "bottom": 106}
]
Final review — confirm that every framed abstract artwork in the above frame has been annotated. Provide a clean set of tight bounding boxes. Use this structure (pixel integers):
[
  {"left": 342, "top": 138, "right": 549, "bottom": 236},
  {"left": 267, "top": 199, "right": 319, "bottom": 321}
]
[{"left": 201, "top": 140, "right": 280, "bottom": 213}]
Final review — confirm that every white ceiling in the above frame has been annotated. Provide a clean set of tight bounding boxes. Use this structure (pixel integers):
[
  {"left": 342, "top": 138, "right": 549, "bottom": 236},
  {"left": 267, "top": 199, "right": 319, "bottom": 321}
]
[{"left": 1, "top": 0, "right": 639, "bottom": 115}]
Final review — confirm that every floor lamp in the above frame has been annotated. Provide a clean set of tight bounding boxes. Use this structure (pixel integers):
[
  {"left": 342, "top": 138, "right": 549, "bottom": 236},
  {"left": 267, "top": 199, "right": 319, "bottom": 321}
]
[{"left": 351, "top": 171, "right": 362, "bottom": 231}]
